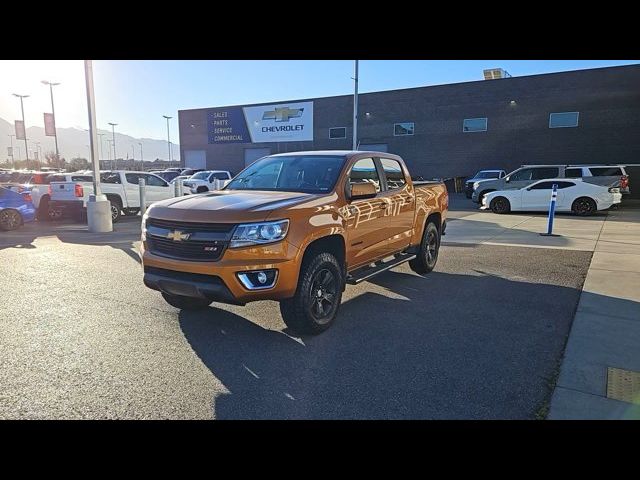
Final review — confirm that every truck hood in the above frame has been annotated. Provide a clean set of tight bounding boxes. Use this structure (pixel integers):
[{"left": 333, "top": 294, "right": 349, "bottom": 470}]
[{"left": 147, "top": 190, "right": 315, "bottom": 223}]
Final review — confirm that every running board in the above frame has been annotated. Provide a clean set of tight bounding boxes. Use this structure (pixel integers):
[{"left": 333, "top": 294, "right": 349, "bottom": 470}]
[{"left": 346, "top": 253, "right": 416, "bottom": 285}]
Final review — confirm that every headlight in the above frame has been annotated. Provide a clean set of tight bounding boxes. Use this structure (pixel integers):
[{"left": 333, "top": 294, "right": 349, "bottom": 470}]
[
  {"left": 230, "top": 219, "right": 289, "bottom": 248},
  {"left": 141, "top": 212, "right": 149, "bottom": 241},
  {"left": 473, "top": 181, "right": 480, "bottom": 189}
]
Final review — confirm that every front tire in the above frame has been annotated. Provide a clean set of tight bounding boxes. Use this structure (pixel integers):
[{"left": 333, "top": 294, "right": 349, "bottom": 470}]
[
  {"left": 0, "top": 209, "right": 23, "bottom": 231},
  {"left": 490, "top": 196, "right": 511, "bottom": 214},
  {"left": 409, "top": 220, "right": 440, "bottom": 275},
  {"left": 196, "top": 186, "right": 208, "bottom": 193},
  {"left": 572, "top": 197, "right": 597, "bottom": 216},
  {"left": 279, "top": 252, "right": 343, "bottom": 335},
  {"left": 161, "top": 293, "right": 211, "bottom": 310},
  {"left": 123, "top": 208, "right": 140, "bottom": 216}
]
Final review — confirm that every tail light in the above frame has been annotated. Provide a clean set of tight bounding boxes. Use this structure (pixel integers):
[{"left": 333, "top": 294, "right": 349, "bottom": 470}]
[
  {"left": 48, "top": 185, "right": 53, "bottom": 196},
  {"left": 22, "top": 192, "right": 33, "bottom": 203},
  {"left": 75, "top": 183, "right": 84, "bottom": 197},
  {"left": 620, "top": 175, "right": 629, "bottom": 189}
]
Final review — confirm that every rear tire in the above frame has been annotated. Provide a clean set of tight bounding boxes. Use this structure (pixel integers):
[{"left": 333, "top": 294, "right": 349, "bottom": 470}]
[
  {"left": 196, "top": 186, "right": 208, "bottom": 193},
  {"left": 279, "top": 252, "right": 343, "bottom": 335},
  {"left": 123, "top": 208, "right": 140, "bottom": 216},
  {"left": 572, "top": 197, "right": 597, "bottom": 216},
  {"left": 490, "top": 196, "right": 511, "bottom": 214},
  {"left": 37, "top": 196, "right": 52, "bottom": 221},
  {"left": 161, "top": 293, "right": 211, "bottom": 310},
  {"left": 0, "top": 209, "right": 23, "bottom": 231},
  {"left": 409, "top": 221, "right": 440, "bottom": 274}
]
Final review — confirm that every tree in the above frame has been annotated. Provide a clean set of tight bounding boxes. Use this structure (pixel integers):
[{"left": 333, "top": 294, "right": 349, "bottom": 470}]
[
  {"left": 45, "top": 151, "right": 66, "bottom": 170},
  {"left": 68, "top": 157, "right": 90, "bottom": 172}
]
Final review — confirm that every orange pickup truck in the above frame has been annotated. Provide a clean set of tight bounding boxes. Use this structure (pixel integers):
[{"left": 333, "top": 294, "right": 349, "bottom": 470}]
[{"left": 141, "top": 150, "right": 448, "bottom": 334}]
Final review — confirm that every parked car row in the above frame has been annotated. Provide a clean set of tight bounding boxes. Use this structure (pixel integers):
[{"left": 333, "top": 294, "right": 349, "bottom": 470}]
[{"left": 464, "top": 164, "right": 631, "bottom": 216}]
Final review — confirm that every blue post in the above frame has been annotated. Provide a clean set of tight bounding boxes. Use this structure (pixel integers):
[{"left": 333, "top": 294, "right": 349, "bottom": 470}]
[{"left": 540, "top": 183, "right": 559, "bottom": 236}]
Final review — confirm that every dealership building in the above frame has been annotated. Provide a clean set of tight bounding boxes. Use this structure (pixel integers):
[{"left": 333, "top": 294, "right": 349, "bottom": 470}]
[{"left": 178, "top": 64, "right": 640, "bottom": 178}]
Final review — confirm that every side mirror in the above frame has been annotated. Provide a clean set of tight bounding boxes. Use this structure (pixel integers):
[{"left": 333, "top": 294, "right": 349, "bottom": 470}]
[
  {"left": 526, "top": 187, "right": 532, "bottom": 191},
  {"left": 349, "top": 182, "right": 377, "bottom": 200},
  {"left": 504, "top": 177, "right": 510, "bottom": 183}
]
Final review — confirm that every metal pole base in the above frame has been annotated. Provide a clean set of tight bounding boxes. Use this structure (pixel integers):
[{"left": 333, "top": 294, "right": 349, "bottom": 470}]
[
  {"left": 87, "top": 194, "right": 113, "bottom": 233},
  {"left": 539, "top": 233, "right": 561, "bottom": 237}
]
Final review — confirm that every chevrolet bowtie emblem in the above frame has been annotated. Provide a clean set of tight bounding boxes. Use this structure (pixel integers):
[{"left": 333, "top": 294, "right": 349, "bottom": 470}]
[
  {"left": 262, "top": 107, "right": 304, "bottom": 122},
  {"left": 167, "top": 230, "right": 191, "bottom": 242}
]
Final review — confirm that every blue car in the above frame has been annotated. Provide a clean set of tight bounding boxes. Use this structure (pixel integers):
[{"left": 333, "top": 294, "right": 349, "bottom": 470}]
[{"left": 0, "top": 186, "right": 36, "bottom": 231}]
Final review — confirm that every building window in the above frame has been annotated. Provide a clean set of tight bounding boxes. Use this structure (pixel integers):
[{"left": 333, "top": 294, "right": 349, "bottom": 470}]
[
  {"left": 463, "top": 118, "right": 488, "bottom": 132},
  {"left": 394, "top": 122, "right": 415, "bottom": 136},
  {"left": 549, "top": 112, "right": 579, "bottom": 128},
  {"left": 329, "top": 127, "right": 347, "bottom": 139}
]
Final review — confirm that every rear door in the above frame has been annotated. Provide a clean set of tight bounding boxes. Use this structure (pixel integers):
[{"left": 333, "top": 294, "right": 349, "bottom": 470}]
[{"left": 378, "top": 157, "right": 414, "bottom": 254}]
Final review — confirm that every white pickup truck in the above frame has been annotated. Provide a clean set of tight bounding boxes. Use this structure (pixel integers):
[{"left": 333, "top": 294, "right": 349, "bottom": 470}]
[
  {"left": 182, "top": 170, "right": 232, "bottom": 194},
  {"left": 49, "top": 170, "right": 174, "bottom": 223}
]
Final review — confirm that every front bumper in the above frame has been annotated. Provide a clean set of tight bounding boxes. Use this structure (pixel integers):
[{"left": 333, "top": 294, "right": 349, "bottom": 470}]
[{"left": 141, "top": 239, "right": 303, "bottom": 304}]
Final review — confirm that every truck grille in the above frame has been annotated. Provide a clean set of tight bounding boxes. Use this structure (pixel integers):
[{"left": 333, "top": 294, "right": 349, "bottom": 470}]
[
  {"left": 146, "top": 218, "right": 235, "bottom": 261},
  {"left": 147, "top": 237, "right": 226, "bottom": 261},
  {"left": 147, "top": 218, "right": 235, "bottom": 233}
]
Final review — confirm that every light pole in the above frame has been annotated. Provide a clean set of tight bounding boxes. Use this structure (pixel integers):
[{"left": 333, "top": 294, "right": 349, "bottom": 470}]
[
  {"left": 108, "top": 122, "right": 117, "bottom": 170},
  {"left": 162, "top": 115, "right": 172, "bottom": 163},
  {"left": 104, "top": 138, "right": 112, "bottom": 170},
  {"left": 13, "top": 93, "right": 29, "bottom": 162},
  {"left": 8, "top": 134, "right": 15, "bottom": 166},
  {"left": 138, "top": 142, "right": 143, "bottom": 168},
  {"left": 33, "top": 141, "right": 41, "bottom": 168},
  {"left": 41, "top": 80, "right": 61, "bottom": 161},
  {"left": 352, "top": 60, "right": 359, "bottom": 150}
]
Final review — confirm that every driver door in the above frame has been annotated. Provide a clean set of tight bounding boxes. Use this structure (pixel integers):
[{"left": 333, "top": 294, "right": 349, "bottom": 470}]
[{"left": 344, "top": 157, "right": 392, "bottom": 268}]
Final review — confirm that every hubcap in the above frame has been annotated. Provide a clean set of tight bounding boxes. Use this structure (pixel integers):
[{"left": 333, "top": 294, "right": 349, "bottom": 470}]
[
  {"left": 1, "top": 210, "right": 20, "bottom": 229},
  {"left": 111, "top": 205, "right": 118, "bottom": 219},
  {"left": 309, "top": 268, "right": 337, "bottom": 324}
]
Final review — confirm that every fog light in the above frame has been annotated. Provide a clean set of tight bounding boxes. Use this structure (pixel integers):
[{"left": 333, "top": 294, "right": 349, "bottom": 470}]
[{"left": 237, "top": 269, "right": 278, "bottom": 290}]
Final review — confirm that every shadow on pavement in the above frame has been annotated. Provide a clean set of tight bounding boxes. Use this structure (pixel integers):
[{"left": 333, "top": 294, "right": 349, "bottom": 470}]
[
  {"left": 0, "top": 216, "right": 142, "bottom": 263},
  {"left": 177, "top": 268, "right": 637, "bottom": 419}
]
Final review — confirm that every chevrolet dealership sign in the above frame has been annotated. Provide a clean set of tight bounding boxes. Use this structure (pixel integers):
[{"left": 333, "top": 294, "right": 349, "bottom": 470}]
[{"left": 208, "top": 101, "right": 313, "bottom": 144}]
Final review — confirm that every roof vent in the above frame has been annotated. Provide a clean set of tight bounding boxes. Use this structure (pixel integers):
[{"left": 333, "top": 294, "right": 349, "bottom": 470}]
[{"left": 483, "top": 68, "right": 512, "bottom": 80}]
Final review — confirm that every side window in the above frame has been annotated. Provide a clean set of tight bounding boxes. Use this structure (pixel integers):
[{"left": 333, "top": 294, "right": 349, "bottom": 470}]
[
  {"left": 565, "top": 168, "right": 582, "bottom": 178},
  {"left": 509, "top": 168, "right": 533, "bottom": 181},
  {"left": 349, "top": 158, "right": 381, "bottom": 193},
  {"left": 380, "top": 158, "right": 407, "bottom": 190},
  {"left": 211, "top": 172, "right": 230, "bottom": 180},
  {"left": 101, "top": 172, "right": 121, "bottom": 184},
  {"left": 557, "top": 181, "right": 576, "bottom": 189},
  {"left": 588, "top": 167, "right": 623, "bottom": 176},
  {"left": 125, "top": 173, "right": 143, "bottom": 185},
  {"left": 531, "top": 167, "right": 560, "bottom": 180},
  {"left": 529, "top": 181, "right": 555, "bottom": 190},
  {"left": 71, "top": 176, "right": 93, "bottom": 182},
  {"left": 144, "top": 174, "right": 167, "bottom": 187}
]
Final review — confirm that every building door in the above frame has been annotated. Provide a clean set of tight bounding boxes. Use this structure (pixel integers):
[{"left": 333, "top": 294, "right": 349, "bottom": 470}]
[
  {"left": 184, "top": 150, "right": 206, "bottom": 169},
  {"left": 244, "top": 148, "right": 271, "bottom": 167},
  {"left": 358, "top": 143, "right": 388, "bottom": 153}
]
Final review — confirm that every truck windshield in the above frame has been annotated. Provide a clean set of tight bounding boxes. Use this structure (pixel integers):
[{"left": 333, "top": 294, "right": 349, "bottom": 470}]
[{"left": 225, "top": 155, "right": 345, "bottom": 193}]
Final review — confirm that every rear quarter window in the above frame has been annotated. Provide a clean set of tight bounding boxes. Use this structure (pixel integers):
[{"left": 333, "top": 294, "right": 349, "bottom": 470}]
[{"left": 588, "top": 167, "right": 623, "bottom": 176}]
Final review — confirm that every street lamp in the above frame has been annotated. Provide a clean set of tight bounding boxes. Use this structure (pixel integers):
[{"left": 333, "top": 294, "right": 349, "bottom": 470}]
[
  {"left": 13, "top": 93, "right": 29, "bottom": 162},
  {"left": 41, "top": 80, "right": 61, "bottom": 161},
  {"left": 33, "top": 141, "right": 42, "bottom": 168},
  {"left": 162, "top": 115, "right": 172, "bottom": 164},
  {"left": 108, "top": 122, "right": 117, "bottom": 170}
]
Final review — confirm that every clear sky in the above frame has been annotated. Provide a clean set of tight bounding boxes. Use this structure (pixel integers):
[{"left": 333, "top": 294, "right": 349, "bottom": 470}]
[{"left": 1, "top": 60, "right": 637, "bottom": 141}]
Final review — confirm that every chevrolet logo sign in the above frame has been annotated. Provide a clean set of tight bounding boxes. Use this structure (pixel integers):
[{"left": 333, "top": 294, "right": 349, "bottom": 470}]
[
  {"left": 166, "top": 230, "right": 191, "bottom": 242},
  {"left": 262, "top": 107, "right": 304, "bottom": 122}
]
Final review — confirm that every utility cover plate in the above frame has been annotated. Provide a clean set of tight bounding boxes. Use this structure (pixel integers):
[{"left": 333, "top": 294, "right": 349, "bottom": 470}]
[{"left": 607, "top": 367, "right": 640, "bottom": 404}]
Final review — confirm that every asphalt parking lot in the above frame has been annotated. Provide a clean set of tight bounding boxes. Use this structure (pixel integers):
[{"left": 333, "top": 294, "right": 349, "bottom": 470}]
[{"left": 0, "top": 198, "right": 594, "bottom": 419}]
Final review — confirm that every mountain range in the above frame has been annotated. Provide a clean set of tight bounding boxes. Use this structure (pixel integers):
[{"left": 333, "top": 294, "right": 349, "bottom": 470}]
[{"left": 0, "top": 117, "right": 180, "bottom": 163}]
